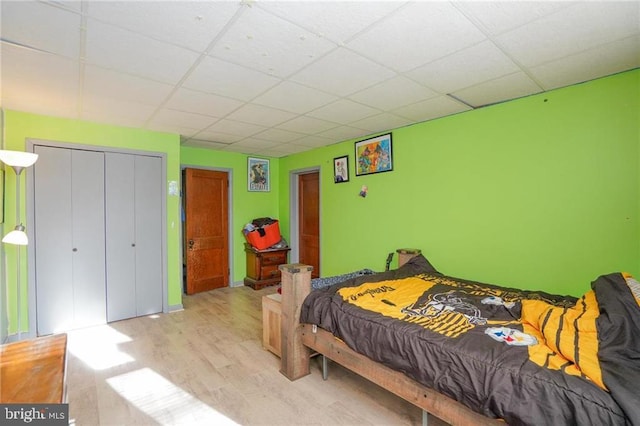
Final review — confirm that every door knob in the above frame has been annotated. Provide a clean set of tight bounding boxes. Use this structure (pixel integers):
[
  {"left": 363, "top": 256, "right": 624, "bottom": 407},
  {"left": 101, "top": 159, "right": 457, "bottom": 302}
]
[
  {"left": 72, "top": 248, "right": 78, "bottom": 252},
  {"left": 188, "top": 239, "right": 194, "bottom": 250}
]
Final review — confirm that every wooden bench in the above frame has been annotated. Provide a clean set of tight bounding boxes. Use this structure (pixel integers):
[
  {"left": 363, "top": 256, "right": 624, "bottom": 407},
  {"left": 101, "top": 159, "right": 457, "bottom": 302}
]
[{"left": 0, "top": 334, "right": 68, "bottom": 403}]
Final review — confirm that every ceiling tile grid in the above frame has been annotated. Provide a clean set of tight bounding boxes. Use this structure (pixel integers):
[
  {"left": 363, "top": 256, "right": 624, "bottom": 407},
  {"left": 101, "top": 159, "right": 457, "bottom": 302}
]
[{"left": 1, "top": 1, "right": 638, "bottom": 157}]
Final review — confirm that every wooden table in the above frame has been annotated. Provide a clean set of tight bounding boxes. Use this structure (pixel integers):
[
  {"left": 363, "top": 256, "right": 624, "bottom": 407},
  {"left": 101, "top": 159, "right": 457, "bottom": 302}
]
[{"left": 0, "top": 334, "right": 68, "bottom": 403}]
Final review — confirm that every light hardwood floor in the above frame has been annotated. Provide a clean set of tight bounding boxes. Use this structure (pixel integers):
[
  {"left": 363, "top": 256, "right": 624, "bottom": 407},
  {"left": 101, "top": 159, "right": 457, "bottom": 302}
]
[{"left": 66, "top": 285, "right": 448, "bottom": 426}]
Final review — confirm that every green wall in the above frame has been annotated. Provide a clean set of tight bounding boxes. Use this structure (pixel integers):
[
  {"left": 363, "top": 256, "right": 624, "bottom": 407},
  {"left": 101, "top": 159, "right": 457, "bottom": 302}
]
[
  {"left": 279, "top": 70, "right": 639, "bottom": 297},
  {"left": 1, "top": 70, "right": 637, "bottom": 340},
  {"left": 1, "top": 111, "right": 182, "bottom": 336},
  {"left": 180, "top": 147, "right": 280, "bottom": 283}
]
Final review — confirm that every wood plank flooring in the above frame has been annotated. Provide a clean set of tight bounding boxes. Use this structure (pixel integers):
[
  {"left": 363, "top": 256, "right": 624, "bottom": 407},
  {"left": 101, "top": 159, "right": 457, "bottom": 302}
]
[{"left": 66, "top": 286, "right": 448, "bottom": 426}]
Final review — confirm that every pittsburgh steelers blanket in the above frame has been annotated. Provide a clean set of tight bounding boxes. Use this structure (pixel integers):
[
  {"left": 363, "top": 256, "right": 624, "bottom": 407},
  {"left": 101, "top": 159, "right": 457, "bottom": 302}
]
[{"left": 301, "top": 256, "right": 639, "bottom": 426}]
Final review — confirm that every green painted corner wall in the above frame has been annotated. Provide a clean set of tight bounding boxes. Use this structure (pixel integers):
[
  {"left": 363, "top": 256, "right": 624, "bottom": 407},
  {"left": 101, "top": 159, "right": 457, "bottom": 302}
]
[
  {"left": 1, "top": 110, "right": 182, "bottom": 336},
  {"left": 180, "top": 147, "right": 280, "bottom": 283},
  {"left": 279, "top": 70, "right": 640, "bottom": 297}
]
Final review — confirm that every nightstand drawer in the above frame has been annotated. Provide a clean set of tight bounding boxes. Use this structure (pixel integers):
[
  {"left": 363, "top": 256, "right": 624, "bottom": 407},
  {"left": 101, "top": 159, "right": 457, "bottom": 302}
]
[
  {"left": 260, "top": 265, "right": 281, "bottom": 280},
  {"left": 261, "top": 252, "right": 287, "bottom": 266}
]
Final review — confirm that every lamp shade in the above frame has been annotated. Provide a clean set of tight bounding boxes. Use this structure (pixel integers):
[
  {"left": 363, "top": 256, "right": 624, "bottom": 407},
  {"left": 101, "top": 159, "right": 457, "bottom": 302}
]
[
  {"left": 2, "top": 225, "right": 28, "bottom": 245},
  {"left": 0, "top": 150, "right": 38, "bottom": 168}
]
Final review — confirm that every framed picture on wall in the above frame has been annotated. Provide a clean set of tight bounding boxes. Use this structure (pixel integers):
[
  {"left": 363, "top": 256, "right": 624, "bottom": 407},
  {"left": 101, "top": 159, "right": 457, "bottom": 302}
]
[
  {"left": 248, "top": 157, "right": 270, "bottom": 192},
  {"left": 355, "top": 133, "right": 393, "bottom": 176},
  {"left": 333, "top": 155, "right": 349, "bottom": 183}
]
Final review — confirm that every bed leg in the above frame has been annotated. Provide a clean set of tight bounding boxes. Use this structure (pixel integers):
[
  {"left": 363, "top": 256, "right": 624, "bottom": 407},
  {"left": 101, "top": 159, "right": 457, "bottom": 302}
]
[
  {"left": 422, "top": 410, "right": 429, "bottom": 426},
  {"left": 322, "top": 355, "right": 329, "bottom": 381},
  {"left": 279, "top": 263, "right": 313, "bottom": 381}
]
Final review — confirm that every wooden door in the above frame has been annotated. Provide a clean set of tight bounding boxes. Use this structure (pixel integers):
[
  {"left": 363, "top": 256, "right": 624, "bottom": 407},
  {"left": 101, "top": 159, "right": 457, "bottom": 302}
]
[
  {"left": 184, "top": 168, "right": 229, "bottom": 294},
  {"left": 298, "top": 172, "right": 320, "bottom": 279}
]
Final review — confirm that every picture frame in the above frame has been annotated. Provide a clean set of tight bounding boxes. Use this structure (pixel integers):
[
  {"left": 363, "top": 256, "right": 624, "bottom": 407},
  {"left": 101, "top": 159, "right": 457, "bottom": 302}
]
[
  {"left": 333, "top": 155, "right": 349, "bottom": 183},
  {"left": 247, "top": 157, "right": 270, "bottom": 192},
  {"left": 355, "top": 133, "right": 393, "bottom": 176}
]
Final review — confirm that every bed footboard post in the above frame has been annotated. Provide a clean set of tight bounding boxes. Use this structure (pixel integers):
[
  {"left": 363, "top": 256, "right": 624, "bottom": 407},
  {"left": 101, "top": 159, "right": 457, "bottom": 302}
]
[{"left": 279, "top": 263, "right": 313, "bottom": 380}]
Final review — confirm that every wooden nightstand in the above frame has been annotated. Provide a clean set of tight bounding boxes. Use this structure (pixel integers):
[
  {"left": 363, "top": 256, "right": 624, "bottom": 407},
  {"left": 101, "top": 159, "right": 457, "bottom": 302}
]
[{"left": 244, "top": 243, "right": 290, "bottom": 290}]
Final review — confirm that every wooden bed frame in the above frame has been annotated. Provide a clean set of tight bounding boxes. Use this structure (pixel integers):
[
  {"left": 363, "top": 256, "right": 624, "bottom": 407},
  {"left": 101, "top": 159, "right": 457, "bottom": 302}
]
[{"left": 278, "top": 260, "right": 502, "bottom": 426}]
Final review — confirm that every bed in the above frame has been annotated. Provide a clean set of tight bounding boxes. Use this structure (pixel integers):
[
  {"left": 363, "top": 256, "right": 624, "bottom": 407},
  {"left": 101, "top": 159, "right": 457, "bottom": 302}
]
[{"left": 278, "top": 254, "right": 639, "bottom": 426}]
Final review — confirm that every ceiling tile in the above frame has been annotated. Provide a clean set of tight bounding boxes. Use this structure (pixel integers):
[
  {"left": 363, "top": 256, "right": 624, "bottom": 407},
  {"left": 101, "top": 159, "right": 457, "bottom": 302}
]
[
  {"left": 209, "top": 5, "right": 336, "bottom": 78},
  {"left": 251, "top": 128, "right": 306, "bottom": 143},
  {"left": 276, "top": 115, "right": 339, "bottom": 134},
  {"left": 231, "top": 138, "right": 280, "bottom": 150},
  {"left": 349, "top": 76, "right": 439, "bottom": 110},
  {"left": 206, "top": 118, "right": 267, "bottom": 138},
  {"left": 226, "top": 103, "right": 297, "bottom": 127},
  {"left": 451, "top": 72, "right": 542, "bottom": 108},
  {"left": 258, "top": 1, "right": 405, "bottom": 45},
  {"left": 181, "top": 139, "right": 233, "bottom": 150},
  {"left": 454, "top": 1, "right": 572, "bottom": 36},
  {"left": 148, "top": 108, "right": 218, "bottom": 130},
  {"left": 268, "top": 143, "right": 310, "bottom": 155},
  {"left": 307, "top": 99, "right": 381, "bottom": 125},
  {"left": 1, "top": 43, "right": 79, "bottom": 117},
  {"left": 253, "top": 81, "right": 337, "bottom": 113},
  {"left": 191, "top": 130, "right": 244, "bottom": 144},
  {"left": 83, "top": 65, "right": 175, "bottom": 105},
  {"left": 81, "top": 96, "right": 157, "bottom": 129},
  {"left": 86, "top": 1, "right": 239, "bottom": 52},
  {"left": 290, "top": 135, "right": 335, "bottom": 148},
  {"left": 406, "top": 40, "right": 521, "bottom": 94},
  {"left": 350, "top": 113, "right": 413, "bottom": 133},
  {"left": 182, "top": 56, "right": 281, "bottom": 101},
  {"left": 393, "top": 96, "right": 471, "bottom": 122},
  {"left": 496, "top": 2, "right": 640, "bottom": 67},
  {"left": 317, "top": 126, "right": 369, "bottom": 143},
  {"left": 291, "top": 48, "right": 396, "bottom": 96},
  {"left": 347, "top": 2, "right": 486, "bottom": 72},
  {"left": 85, "top": 19, "right": 201, "bottom": 84},
  {"left": 530, "top": 35, "right": 640, "bottom": 90},
  {"left": 164, "top": 87, "right": 243, "bottom": 118},
  {"left": 1, "top": 1, "right": 81, "bottom": 58}
]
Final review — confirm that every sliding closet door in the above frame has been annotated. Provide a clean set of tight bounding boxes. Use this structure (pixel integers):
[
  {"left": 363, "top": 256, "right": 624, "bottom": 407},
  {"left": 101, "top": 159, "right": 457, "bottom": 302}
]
[
  {"left": 105, "top": 153, "right": 136, "bottom": 321},
  {"left": 34, "top": 146, "right": 106, "bottom": 335},
  {"left": 133, "top": 155, "right": 162, "bottom": 316},
  {"left": 106, "top": 153, "right": 162, "bottom": 322}
]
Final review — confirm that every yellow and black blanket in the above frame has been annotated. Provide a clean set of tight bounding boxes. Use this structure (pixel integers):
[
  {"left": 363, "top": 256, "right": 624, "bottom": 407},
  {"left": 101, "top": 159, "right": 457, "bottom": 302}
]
[{"left": 301, "top": 255, "right": 639, "bottom": 426}]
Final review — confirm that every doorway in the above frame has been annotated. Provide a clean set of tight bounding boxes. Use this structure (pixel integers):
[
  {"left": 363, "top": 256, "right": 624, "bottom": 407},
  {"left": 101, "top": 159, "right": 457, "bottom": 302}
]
[
  {"left": 294, "top": 170, "right": 320, "bottom": 279},
  {"left": 183, "top": 168, "right": 230, "bottom": 294}
]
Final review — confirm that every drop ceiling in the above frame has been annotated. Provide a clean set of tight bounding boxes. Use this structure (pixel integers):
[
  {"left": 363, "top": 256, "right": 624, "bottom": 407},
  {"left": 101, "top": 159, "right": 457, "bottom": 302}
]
[{"left": 1, "top": 1, "right": 638, "bottom": 157}]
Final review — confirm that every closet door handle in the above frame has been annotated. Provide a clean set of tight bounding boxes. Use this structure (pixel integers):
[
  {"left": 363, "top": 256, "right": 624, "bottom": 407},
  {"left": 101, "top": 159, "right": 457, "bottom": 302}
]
[
  {"left": 131, "top": 243, "right": 136, "bottom": 247},
  {"left": 188, "top": 239, "right": 194, "bottom": 250},
  {"left": 72, "top": 248, "right": 78, "bottom": 252}
]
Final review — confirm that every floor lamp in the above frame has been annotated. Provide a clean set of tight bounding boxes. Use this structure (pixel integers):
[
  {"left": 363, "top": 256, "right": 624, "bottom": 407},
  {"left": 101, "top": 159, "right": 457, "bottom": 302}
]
[{"left": 0, "top": 150, "right": 39, "bottom": 340}]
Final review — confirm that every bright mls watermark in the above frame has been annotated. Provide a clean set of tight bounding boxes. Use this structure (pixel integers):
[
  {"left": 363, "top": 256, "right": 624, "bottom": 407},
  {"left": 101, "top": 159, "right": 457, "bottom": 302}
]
[{"left": 0, "top": 404, "right": 68, "bottom": 425}]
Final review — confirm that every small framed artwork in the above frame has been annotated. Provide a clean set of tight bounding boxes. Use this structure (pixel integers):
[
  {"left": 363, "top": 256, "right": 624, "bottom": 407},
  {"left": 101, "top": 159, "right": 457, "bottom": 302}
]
[
  {"left": 355, "top": 133, "right": 393, "bottom": 176},
  {"left": 248, "top": 157, "right": 270, "bottom": 192},
  {"left": 333, "top": 155, "right": 349, "bottom": 183}
]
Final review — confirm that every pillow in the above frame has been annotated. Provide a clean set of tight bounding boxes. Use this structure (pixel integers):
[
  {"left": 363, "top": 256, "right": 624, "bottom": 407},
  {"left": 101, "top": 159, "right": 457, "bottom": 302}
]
[{"left": 352, "top": 253, "right": 440, "bottom": 286}]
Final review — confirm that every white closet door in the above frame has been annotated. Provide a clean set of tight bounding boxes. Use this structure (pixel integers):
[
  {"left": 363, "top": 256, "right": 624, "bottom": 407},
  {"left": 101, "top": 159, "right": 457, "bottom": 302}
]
[
  {"left": 106, "top": 153, "right": 162, "bottom": 321},
  {"left": 71, "top": 150, "right": 106, "bottom": 328},
  {"left": 34, "top": 146, "right": 106, "bottom": 335},
  {"left": 105, "top": 153, "right": 137, "bottom": 321},
  {"left": 134, "top": 155, "right": 162, "bottom": 316}
]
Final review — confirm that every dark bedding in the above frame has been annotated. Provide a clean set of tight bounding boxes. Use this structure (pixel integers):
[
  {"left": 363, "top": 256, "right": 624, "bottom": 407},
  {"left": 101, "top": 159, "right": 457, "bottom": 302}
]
[{"left": 301, "top": 255, "right": 640, "bottom": 426}]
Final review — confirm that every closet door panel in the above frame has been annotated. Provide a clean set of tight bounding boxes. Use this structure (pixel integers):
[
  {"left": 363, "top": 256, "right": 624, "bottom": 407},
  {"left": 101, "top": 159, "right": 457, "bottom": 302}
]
[
  {"left": 70, "top": 150, "right": 106, "bottom": 328},
  {"left": 34, "top": 146, "right": 74, "bottom": 335},
  {"left": 134, "top": 155, "right": 163, "bottom": 316},
  {"left": 105, "top": 153, "right": 136, "bottom": 322}
]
